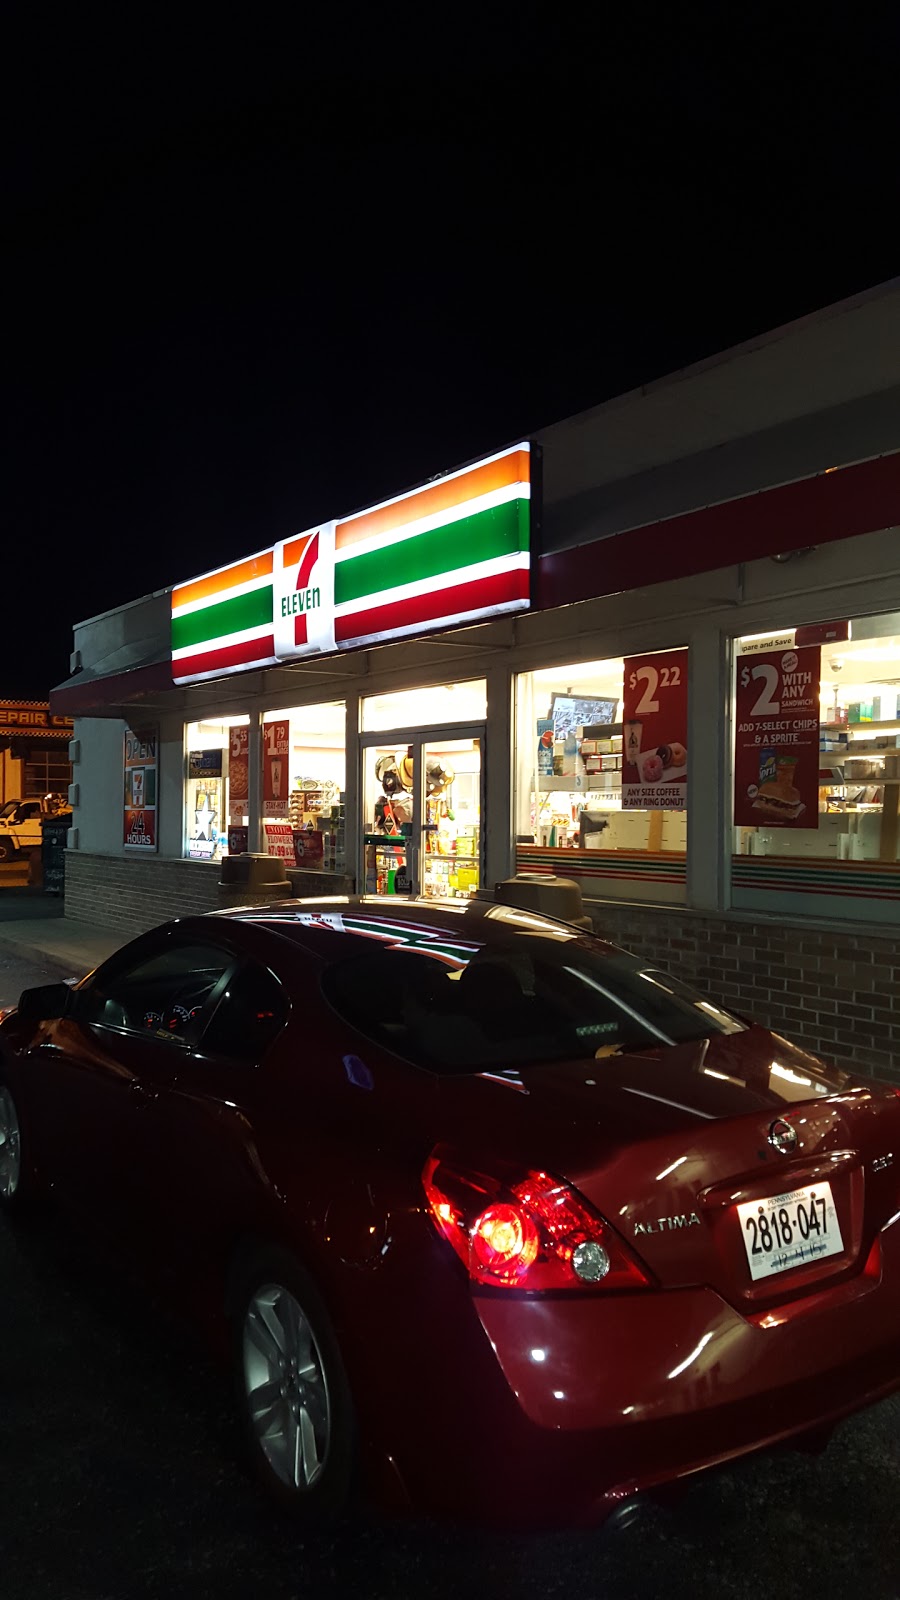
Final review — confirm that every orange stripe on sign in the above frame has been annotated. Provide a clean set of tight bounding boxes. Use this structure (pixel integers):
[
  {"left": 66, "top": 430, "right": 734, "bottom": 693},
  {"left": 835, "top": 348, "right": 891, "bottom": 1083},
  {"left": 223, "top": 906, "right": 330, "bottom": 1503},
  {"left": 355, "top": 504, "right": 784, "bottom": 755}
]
[
  {"left": 335, "top": 448, "right": 530, "bottom": 552},
  {"left": 173, "top": 551, "right": 274, "bottom": 610}
]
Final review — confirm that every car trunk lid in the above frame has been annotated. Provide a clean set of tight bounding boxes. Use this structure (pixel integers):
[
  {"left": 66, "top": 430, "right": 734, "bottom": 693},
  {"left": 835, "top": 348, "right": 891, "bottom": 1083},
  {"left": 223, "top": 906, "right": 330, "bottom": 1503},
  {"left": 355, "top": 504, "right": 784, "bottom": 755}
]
[{"left": 439, "top": 1028, "right": 900, "bottom": 1310}]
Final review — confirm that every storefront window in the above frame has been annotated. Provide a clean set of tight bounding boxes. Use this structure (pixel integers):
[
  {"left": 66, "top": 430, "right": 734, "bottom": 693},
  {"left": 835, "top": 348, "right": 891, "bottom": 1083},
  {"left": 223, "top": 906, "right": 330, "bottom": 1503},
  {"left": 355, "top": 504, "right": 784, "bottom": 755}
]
[
  {"left": 514, "top": 653, "right": 688, "bottom": 903},
  {"left": 732, "top": 612, "right": 900, "bottom": 922},
  {"left": 260, "top": 701, "right": 346, "bottom": 873},
  {"left": 185, "top": 716, "right": 249, "bottom": 862}
]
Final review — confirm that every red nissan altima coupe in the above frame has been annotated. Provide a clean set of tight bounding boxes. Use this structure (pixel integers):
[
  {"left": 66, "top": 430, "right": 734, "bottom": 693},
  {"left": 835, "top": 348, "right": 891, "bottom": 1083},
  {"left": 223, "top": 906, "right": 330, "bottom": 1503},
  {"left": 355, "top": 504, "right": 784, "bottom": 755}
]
[{"left": 1, "top": 898, "right": 900, "bottom": 1527}]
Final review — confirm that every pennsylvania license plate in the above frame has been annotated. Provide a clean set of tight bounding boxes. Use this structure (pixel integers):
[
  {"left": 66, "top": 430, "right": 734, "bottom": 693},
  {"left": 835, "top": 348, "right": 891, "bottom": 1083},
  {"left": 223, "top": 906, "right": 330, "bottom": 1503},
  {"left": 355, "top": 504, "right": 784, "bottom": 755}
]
[{"left": 737, "top": 1182, "right": 844, "bottom": 1282}]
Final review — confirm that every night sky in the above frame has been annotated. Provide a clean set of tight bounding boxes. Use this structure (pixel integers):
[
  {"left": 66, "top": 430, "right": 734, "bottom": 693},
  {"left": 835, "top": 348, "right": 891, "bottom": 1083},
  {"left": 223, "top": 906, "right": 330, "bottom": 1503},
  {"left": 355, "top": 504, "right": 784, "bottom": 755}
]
[{"left": 5, "top": 18, "right": 898, "bottom": 698}]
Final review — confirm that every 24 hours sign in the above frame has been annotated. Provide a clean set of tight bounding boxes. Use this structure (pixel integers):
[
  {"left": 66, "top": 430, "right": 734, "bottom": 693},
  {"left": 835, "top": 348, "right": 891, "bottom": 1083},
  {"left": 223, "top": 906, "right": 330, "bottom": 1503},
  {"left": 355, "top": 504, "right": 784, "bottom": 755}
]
[
  {"left": 123, "top": 726, "right": 158, "bottom": 850},
  {"left": 622, "top": 649, "right": 688, "bottom": 811},
  {"left": 734, "top": 645, "right": 821, "bottom": 829}
]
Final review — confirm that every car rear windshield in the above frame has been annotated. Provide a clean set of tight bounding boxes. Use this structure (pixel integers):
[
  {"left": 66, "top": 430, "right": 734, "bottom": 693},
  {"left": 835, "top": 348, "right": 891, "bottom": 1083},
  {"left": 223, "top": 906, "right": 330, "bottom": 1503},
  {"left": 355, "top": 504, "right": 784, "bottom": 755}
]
[{"left": 320, "top": 936, "right": 745, "bottom": 1074}]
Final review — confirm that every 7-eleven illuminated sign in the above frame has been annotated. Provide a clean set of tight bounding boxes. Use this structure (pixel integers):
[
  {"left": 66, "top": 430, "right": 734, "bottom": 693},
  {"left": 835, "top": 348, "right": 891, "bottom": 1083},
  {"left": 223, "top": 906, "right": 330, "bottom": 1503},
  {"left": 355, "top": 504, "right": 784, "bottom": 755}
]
[{"left": 273, "top": 521, "right": 337, "bottom": 659}]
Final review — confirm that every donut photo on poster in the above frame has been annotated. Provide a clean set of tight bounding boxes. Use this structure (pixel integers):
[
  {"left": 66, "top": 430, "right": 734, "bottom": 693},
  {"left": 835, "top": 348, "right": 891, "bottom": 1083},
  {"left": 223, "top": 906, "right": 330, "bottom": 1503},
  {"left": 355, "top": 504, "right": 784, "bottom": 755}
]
[{"left": 621, "top": 649, "right": 688, "bottom": 811}]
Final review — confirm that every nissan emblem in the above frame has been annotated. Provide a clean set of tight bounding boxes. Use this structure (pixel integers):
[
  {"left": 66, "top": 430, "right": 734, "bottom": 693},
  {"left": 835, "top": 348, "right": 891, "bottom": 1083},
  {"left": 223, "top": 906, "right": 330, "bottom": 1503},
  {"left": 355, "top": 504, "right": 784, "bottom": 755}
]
[{"left": 768, "top": 1117, "right": 798, "bottom": 1156}]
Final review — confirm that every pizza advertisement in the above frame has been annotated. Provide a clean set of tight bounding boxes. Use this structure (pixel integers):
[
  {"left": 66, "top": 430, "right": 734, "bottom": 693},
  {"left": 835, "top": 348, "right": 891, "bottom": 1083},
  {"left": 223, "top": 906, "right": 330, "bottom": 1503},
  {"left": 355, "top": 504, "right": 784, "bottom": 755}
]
[{"left": 733, "top": 644, "right": 821, "bottom": 829}]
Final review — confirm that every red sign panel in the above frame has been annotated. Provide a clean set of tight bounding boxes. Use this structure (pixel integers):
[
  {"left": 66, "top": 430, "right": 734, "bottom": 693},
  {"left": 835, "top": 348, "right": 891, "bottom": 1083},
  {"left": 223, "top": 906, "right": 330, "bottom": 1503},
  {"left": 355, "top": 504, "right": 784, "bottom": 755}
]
[
  {"left": 734, "top": 645, "right": 821, "bottom": 828},
  {"left": 621, "top": 649, "right": 688, "bottom": 810},
  {"left": 263, "top": 719, "right": 290, "bottom": 816},
  {"left": 229, "top": 725, "right": 249, "bottom": 811}
]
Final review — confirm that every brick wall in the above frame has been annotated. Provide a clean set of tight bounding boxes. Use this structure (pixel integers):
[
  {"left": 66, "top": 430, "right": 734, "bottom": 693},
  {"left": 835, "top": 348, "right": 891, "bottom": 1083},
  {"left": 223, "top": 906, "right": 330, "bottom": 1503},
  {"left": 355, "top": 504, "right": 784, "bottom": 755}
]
[
  {"left": 63, "top": 851, "right": 350, "bottom": 940},
  {"left": 64, "top": 852, "right": 223, "bottom": 938},
  {"left": 586, "top": 901, "right": 900, "bottom": 1087}
]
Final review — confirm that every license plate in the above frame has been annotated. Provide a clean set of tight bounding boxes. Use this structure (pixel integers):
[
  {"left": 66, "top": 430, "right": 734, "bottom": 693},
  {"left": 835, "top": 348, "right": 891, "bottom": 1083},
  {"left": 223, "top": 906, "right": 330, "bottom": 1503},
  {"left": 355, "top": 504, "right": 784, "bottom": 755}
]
[{"left": 737, "top": 1182, "right": 844, "bottom": 1282}]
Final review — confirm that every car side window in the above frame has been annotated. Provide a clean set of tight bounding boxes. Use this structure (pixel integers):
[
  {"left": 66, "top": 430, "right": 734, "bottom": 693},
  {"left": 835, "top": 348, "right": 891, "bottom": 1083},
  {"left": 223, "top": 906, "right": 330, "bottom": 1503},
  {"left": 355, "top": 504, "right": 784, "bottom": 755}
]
[
  {"left": 80, "top": 941, "right": 235, "bottom": 1045},
  {"left": 196, "top": 961, "right": 287, "bottom": 1062}
]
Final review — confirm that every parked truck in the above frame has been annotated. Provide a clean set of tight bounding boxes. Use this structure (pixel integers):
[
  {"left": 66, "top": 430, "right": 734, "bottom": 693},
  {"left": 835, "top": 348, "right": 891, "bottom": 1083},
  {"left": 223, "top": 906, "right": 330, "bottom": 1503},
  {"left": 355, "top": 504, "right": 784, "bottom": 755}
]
[{"left": 0, "top": 796, "right": 70, "bottom": 862}]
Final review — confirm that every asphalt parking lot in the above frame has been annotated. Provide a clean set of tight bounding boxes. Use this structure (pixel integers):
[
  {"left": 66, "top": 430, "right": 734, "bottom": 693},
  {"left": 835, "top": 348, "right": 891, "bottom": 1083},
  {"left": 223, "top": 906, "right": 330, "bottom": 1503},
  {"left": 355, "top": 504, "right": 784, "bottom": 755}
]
[{"left": 1, "top": 947, "right": 900, "bottom": 1600}]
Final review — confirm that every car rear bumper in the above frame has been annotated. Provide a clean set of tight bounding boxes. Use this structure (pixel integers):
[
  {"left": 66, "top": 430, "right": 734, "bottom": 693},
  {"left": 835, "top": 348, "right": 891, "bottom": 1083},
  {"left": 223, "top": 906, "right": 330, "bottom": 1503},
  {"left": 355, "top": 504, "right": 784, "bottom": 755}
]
[{"left": 386, "top": 1219, "right": 900, "bottom": 1526}]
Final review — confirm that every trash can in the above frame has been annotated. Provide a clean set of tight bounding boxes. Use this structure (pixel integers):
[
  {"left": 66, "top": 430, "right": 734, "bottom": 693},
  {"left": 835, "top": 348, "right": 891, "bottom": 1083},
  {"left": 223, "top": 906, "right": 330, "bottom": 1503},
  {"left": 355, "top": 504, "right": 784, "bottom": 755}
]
[
  {"left": 484, "top": 873, "right": 593, "bottom": 930},
  {"left": 218, "top": 852, "right": 292, "bottom": 904}
]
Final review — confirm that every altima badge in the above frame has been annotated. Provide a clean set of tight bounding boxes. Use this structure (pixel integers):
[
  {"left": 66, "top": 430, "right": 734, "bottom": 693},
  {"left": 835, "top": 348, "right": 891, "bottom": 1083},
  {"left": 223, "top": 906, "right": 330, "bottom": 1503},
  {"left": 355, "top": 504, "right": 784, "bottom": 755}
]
[
  {"left": 634, "top": 1212, "right": 701, "bottom": 1236},
  {"left": 768, "top": 1118, "right": 798, "bottom": 1156}
]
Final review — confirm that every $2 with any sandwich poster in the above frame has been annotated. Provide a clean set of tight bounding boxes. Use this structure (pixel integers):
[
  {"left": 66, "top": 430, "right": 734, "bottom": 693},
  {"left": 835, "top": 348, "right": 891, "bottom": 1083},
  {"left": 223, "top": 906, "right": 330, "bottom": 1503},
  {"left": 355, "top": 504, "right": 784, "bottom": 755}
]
[{"left": 734, "top": 645, "right": 821, "bottom": 829}]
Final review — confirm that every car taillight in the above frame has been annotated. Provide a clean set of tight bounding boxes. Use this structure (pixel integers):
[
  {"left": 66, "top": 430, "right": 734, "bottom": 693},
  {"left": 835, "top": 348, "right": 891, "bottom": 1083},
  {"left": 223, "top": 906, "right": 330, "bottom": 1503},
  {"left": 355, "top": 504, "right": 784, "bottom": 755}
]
[{"left": 422, "top": 1151, "right": 651, "bottom": 1291}]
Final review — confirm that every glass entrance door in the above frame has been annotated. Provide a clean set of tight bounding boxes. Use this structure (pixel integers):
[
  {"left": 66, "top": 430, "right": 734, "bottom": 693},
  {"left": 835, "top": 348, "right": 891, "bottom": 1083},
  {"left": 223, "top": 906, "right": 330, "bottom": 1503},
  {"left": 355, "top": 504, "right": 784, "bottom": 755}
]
[{"left": 361, "top": 725, "right": 484, "bottom": 899}]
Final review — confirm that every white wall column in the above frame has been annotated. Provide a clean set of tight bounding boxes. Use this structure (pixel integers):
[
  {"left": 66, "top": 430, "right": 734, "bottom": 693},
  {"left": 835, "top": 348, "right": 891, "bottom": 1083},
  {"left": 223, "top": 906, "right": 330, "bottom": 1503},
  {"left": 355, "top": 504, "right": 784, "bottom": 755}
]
[
  {"left": 484, "top": 664, "right": 514, "bottom": 892},
  {"left": 248, "top": 709, "right": 263, "bottom": 853},
  {"left": 343, "top": 692, "right": 360, "bottom": 889}
]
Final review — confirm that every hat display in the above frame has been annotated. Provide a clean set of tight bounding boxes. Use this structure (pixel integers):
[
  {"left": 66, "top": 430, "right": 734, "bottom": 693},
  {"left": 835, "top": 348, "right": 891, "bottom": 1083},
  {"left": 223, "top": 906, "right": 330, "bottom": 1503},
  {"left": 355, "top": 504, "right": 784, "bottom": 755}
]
[
  {"left": 398, "top": 754, "right": 415, "bottom": 791},
  {"left": 426, "top": 758, "right": 454, "bottom": 795},
  {"left": 375, "top": 754, "right": 404, "bottom": 795}
]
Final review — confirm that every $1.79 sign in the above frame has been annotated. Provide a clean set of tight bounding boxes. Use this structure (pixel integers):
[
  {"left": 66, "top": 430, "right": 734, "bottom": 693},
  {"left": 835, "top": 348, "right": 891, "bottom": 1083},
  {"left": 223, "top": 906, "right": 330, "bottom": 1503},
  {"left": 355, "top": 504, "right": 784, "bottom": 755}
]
[
  {"left": 734, "top": 644, "right": 821, "bottom": 829},
  {"left": 621, "top": 649, "right": 688, "bottom": 811}
]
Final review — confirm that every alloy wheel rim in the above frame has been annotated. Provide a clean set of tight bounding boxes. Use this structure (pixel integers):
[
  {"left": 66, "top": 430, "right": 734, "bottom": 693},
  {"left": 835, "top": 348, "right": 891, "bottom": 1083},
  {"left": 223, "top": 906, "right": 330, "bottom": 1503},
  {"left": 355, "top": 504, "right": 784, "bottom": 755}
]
[
  {"left": 242, "top": 1283, "right": 331, "bottom": 1493},
  {"left": 0, "top": 1088, "right": 22, "bottom": 1199}
]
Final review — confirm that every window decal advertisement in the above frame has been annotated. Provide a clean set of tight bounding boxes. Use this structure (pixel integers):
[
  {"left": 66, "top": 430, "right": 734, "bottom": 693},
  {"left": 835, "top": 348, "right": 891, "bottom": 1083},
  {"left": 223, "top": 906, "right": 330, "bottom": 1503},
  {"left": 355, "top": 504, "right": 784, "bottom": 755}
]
[
  {"left": 734, "top": 645, "right": 821, "bottom": 828},
  {"left": 621, "top": 649, "right": 688, "bottom": 811},
  {"left": 263, "top": 821, "right": 295, "bottom": 859},
  {"left": 263, "top": 719, "right": 290, "bottom": 816},
  {"left": 124, "top": 726, "right": 158, "bottom": 850},
  {"left": 229, "top": 725, "right": 249, "bottom": 812},
  {"left": 187, "top": 749, "right": 223, "bottom": 779}
]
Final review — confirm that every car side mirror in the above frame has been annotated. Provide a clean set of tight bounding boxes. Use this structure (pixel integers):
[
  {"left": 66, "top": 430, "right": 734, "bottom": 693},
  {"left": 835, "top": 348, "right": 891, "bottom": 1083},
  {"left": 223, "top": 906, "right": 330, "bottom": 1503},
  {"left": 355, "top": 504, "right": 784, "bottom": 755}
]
[{"left": 16, "top": 982, "right": 77, "bottom": 1022}]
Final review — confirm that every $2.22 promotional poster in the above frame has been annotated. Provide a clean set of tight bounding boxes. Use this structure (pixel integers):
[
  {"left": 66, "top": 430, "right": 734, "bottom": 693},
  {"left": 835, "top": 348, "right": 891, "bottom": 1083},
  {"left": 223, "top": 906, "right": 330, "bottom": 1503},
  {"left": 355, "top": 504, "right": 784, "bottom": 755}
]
[{"left": 621, "top": 649, "right": 688, "bottom": 811}]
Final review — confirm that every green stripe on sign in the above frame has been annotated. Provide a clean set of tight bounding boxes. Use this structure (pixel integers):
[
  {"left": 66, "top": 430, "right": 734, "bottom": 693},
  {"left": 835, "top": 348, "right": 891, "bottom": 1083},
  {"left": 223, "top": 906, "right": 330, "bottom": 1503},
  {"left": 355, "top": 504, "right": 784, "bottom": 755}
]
[
  {"left": 172, "top": 585, "right": 274, "bottom": 651},
  {"left": 335, "top": 497, "right": 528, "bottom": 608}
]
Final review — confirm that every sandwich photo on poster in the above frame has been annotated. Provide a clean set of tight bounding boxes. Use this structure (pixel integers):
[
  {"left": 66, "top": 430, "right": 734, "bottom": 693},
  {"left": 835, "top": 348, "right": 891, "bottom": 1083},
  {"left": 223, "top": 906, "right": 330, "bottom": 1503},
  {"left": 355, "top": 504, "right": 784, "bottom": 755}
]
[
  {"left": 734, "top": 645, "right": 821, "bottom": 828},
  {"left": 621, "top": 649, "right": 688, "bottom": 810}
]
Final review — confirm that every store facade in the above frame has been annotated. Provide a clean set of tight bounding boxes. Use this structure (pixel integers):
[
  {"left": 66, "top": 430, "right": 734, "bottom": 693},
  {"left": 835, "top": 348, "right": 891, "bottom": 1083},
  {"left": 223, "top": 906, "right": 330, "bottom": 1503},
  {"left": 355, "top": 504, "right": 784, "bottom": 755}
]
[{"left": 52, "top": 283, "right": 900, "bottom": 1081}]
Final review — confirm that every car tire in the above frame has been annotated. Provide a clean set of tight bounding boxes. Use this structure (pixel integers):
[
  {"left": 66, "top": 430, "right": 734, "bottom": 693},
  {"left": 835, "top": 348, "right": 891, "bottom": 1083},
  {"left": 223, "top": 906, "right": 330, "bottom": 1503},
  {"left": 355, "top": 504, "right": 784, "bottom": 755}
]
[
  {"left": 0, "top": 839, "right": 17, "bottom": 863},
  {"left": 231, "top": 1248, "right": 356, "bottom": 1523},
  {"left": 0, "top": 1082, "right": 40, "bottom": 1215}
]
